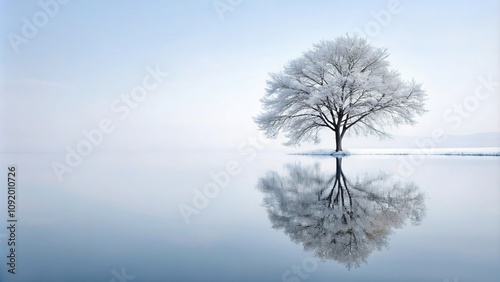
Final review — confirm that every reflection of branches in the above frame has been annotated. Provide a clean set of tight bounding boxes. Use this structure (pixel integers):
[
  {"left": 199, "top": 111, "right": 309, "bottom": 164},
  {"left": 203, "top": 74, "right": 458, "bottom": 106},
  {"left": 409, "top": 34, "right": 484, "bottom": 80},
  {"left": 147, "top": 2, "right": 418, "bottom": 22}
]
[{"left": 257, "top": 159, "right": 426, "bottom": 269}]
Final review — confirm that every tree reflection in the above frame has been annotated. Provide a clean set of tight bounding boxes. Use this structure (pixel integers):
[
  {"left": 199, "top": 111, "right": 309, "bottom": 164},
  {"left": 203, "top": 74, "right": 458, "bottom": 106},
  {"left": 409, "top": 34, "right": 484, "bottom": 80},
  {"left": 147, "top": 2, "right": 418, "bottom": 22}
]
[{"left": 257, "top": 158, "right": 425, "bottom": 269}]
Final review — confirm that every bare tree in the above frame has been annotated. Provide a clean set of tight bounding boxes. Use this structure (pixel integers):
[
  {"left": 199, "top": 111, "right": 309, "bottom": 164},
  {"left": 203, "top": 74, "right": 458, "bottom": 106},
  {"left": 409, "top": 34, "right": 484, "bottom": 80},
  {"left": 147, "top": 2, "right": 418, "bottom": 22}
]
[
  {"left": 257, "top": 159, "right": 425, "bottom": 269},
  {"left": 255, "top": 34, "right": 426, "bottom": 151}
]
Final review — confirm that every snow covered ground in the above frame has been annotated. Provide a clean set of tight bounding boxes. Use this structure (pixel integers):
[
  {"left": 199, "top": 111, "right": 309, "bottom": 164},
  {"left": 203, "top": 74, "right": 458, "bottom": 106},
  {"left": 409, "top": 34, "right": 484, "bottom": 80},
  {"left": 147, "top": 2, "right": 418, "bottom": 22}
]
[{"left": 294, "top": 147, "right": 500, "bottom": 156}]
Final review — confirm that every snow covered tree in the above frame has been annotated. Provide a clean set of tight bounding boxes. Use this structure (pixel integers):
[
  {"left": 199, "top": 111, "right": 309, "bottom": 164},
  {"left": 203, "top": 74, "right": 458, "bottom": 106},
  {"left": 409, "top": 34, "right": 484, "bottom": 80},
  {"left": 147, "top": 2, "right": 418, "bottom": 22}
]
[
  {"left": 255, "top": 34, "right": 426, "bottom": 151},
  {"left": 257, "top": 159, "right": 425, "bottom": 269}
]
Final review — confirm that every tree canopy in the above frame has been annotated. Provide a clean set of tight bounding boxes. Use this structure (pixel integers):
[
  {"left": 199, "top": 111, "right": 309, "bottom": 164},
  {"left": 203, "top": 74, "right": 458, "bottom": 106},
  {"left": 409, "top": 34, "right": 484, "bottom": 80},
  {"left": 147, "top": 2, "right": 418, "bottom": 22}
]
[{"left": 255, "top": 34, "right": 426, "bottom": 151}]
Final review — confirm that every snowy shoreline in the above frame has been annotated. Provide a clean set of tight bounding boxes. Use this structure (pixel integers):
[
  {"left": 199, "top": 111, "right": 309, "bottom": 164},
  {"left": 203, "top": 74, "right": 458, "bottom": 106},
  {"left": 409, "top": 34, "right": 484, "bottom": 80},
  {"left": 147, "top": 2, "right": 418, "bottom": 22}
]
[{"left": 293, "top": 147, "right": 500, "bottom": 157}]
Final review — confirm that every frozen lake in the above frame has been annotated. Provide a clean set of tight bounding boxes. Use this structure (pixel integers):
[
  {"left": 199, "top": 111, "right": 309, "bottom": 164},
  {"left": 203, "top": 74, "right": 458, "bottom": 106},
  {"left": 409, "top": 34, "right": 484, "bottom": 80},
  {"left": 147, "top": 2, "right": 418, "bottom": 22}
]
[{"left": 0, "top": 152, "right": 499, "bottom": 281}]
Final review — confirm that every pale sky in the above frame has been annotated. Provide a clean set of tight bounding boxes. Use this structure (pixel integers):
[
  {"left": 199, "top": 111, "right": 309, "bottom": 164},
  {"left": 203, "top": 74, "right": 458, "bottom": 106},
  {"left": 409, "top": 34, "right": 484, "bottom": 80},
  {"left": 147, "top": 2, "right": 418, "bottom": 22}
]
[{"left": 1, "top": 0, "right": 498, "bottom": 152}]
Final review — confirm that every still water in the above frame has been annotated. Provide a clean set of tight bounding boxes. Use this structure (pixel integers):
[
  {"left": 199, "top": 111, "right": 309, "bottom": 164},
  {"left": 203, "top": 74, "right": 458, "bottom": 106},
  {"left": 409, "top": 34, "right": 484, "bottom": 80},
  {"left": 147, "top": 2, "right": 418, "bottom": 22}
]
[{"left": 0, "top": 152, "right": 498, "bottom": 281}]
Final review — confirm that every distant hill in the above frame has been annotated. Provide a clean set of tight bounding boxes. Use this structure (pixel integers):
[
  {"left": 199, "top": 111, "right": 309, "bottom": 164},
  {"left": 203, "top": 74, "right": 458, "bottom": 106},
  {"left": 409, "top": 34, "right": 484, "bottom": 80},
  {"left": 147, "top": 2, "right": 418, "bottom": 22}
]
[{"left": 341, "top": 132, "right": 500, "bottom": 149}]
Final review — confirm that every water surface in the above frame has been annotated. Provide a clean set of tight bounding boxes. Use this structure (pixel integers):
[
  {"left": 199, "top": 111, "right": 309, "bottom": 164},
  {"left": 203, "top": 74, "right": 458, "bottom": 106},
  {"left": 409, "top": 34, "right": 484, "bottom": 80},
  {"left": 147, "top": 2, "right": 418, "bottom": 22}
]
[{"left": 0, "top": 153, "right": 498, "bottom": 281}]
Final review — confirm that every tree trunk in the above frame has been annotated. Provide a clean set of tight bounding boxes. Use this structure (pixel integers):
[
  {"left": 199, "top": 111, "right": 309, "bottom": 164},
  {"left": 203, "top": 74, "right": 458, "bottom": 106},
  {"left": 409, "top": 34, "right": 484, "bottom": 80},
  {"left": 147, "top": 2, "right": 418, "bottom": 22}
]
[
  {"left": 335, "top": 130, "right": 343, "bottom": 152},
  {"left": 336, "top": 157, "right": 342, "bottom": 173}
]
